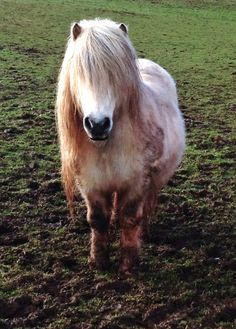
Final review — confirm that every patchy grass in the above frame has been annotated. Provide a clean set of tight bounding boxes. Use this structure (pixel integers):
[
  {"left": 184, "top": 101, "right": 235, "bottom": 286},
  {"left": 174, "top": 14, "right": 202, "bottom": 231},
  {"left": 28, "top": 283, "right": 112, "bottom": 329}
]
[{"left": 0, "top": 0, "right": 235, "bottom": 328}]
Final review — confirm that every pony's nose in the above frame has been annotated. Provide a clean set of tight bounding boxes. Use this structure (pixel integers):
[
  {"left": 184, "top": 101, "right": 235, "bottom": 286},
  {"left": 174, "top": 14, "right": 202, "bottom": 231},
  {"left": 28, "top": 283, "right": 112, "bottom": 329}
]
[{"left": 84, "top": 116, "right": 111, "bottom": 140}]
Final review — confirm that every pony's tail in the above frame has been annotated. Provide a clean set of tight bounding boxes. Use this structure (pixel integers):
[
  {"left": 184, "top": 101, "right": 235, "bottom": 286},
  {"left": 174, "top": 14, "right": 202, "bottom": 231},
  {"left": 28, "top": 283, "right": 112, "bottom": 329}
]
[{"left": 56, "top": 50, "right": 81, "bottom": 219}]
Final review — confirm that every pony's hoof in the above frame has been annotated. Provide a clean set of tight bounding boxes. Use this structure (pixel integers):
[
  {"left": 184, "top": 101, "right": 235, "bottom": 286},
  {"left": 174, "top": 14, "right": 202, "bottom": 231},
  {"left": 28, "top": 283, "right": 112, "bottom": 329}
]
[
  {"left": 118, "top": 268, "right": 133, "bottom": 278},
  {"left": 89, "top": 257, "right": 110, "bottom": 271},
  {"left": 118, "top": 262, "right": 138, "bottom": 278}
]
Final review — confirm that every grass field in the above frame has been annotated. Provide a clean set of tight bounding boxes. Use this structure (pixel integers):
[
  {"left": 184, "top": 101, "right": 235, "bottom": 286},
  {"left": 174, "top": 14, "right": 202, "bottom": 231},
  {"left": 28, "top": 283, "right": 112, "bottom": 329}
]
[{"left": 0, "top": 0, "right": 236, "bottom": 328}]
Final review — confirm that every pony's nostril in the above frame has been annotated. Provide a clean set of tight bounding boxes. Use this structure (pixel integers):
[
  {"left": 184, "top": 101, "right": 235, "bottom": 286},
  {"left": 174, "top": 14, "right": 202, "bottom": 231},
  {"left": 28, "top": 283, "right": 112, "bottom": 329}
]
[
  {"left": 84, "top": 117, "right": 93, "bottom": 131},
  {"left": 102, "top": 117, "right": 110, "bottom": 130}
]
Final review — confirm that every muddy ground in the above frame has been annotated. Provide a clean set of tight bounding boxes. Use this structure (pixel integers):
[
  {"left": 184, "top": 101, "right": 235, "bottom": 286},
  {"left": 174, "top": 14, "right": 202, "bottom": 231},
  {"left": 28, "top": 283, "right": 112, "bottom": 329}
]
[{"left": 0, "top": 0, "right": 235, "bottom": 328}]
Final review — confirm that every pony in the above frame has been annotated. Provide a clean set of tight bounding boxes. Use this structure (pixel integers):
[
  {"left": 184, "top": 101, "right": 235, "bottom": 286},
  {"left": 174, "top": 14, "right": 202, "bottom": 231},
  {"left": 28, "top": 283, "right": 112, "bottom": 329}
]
[{"left": 56, "top": 18, "right": 185, "bottom": 275}]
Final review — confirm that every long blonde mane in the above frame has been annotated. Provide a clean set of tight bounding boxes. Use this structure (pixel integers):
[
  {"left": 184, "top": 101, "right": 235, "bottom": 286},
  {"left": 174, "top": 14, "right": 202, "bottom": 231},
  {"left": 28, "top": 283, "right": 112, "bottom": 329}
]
[
  {"left": 56, "top": 19, "right": 142, "bottom": 211},
  {"left": 71, "top": 19, "right": 141, "bottom": 113}
]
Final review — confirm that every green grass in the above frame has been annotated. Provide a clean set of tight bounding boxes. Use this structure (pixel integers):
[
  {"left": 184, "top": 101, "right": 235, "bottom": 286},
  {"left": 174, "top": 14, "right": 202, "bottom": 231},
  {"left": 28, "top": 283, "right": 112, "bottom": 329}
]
[{"left": 0, "top": 0, "right": 236, "bottom": 328}]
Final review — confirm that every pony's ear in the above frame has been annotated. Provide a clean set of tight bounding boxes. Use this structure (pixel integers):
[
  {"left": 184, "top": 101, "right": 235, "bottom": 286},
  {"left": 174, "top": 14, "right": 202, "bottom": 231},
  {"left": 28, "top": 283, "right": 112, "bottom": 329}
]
[
  {"left": 71, "top": 22, "right": 82, "bottom": 40},
  {"left": 119, "top": 23, "right": 128, "bottom": 34}
]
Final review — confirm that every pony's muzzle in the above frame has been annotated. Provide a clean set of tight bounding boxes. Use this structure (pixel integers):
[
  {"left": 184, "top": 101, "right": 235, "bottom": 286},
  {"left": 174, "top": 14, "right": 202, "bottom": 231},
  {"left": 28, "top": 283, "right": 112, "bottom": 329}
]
[{"left": 83, "top": 116, "right": 111, "bottom": 140}]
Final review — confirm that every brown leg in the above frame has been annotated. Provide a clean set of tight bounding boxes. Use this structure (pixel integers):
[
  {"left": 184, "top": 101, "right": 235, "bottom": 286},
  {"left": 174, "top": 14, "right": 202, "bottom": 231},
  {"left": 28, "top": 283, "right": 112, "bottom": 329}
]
[
  {"left": 142, "top": 214, "right": 150, "bottom": 241},
  {"left": 142, "top": 191, "right": 157, "bottom": 241},
  {"left": 86, "top": 198, "right": 111, "bottom": 270},
  {"left": 119, "top": 200, "right": 144, "bottom": 275}
]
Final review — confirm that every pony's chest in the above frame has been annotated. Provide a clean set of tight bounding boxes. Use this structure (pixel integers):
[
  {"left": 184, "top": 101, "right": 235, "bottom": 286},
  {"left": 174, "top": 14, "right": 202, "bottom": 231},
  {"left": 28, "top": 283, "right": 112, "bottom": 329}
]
[{"left": 79, "top": 148, "right": 143, "bottom": 193}]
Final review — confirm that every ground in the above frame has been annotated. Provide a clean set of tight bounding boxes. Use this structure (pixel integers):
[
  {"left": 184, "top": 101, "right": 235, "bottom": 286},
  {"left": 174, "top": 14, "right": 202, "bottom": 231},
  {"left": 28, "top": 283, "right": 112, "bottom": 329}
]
[{"left": 0, "top": 0, "right": 235, "bottom": 328}]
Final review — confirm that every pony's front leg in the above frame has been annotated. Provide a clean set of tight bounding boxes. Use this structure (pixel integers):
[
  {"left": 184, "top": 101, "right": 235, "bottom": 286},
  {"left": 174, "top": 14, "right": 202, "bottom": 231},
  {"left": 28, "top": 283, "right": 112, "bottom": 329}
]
[
  {"left": 86, "top": 197, "right": 111, "bottom": 270},
  {"left": 120, "top": 200, "right": 144, "bottom": 276}
]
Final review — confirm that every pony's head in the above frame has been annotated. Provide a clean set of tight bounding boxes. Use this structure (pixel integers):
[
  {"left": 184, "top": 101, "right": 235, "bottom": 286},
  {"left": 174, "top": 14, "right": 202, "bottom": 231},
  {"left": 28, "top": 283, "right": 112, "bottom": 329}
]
[{"left": 67, "top": 18, "right": 140, "bottom": 141}]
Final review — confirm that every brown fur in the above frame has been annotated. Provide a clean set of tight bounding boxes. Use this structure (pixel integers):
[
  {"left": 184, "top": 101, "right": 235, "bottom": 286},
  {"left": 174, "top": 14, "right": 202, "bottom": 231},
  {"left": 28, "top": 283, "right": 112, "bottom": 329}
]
[{"left": 56, "top": 19, "right": 185, "bottom": 274}]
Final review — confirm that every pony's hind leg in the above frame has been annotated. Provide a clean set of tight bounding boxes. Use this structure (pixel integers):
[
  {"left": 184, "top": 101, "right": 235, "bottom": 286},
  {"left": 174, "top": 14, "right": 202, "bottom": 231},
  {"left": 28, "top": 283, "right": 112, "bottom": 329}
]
[
  {"left": 86, "top": 195, "right": 112, "bottom": 270},
  {"left": 142, "top": 191, "right": 158, "bottom": 241},
  {"left": 119, "top": 199, "right": 144, "bottom": 276}
]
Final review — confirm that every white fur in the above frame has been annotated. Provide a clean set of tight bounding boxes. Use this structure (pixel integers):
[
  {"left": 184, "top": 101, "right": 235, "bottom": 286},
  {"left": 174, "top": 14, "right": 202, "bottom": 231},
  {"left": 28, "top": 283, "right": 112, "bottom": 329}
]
[
  {"left": 56, "top": 18, "right": 185, "bottom": 203},
  {"left": 79, "top": 85, "right": 114, "bottom": 132}
]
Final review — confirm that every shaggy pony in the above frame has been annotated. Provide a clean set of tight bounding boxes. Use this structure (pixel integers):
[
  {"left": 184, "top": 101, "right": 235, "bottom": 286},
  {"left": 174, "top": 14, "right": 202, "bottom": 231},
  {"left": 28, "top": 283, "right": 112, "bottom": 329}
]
[{"left": 56, "top": 18, "right": 185, "bottom": 275}]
